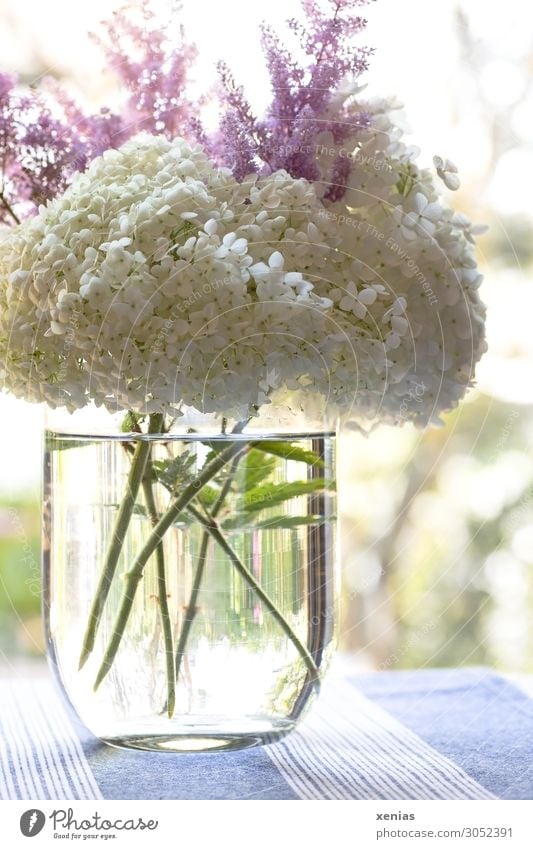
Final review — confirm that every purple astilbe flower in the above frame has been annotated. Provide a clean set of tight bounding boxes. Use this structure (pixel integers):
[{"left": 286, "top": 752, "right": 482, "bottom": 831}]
[
  {"left": 288, "top": 0, "right": 371, "bottom": 111},
  {"left": 216, "top": 0, "right": 374, "bottom": 198},
  {"left": 49, "top": 83, "right": 130, "bottom": 159},
  {"left": 0, "top": 76, "right": 128, "bottom": 224},
  {"left": 75, "top": 107, "right": 130, "bottom": 158},
  {"left": 0, "top": 0, "right": 375, "bottom": 227},
  {"left": 217, "top": 111, "right": 258, "bottom": 182},
  {"left": 96, "top": 0, "right": 198, "bottom": 138},
  {"left": 17, "top": 107, "right": 87, "bottom": 205},
  {"left": 0, "top": 77, "right": 85, "bottom": 223},
  {"left": 209, "top": 63, "right": 260, "bottom": 180},
  {"left": 0, "top": 1, "right": 200, "bottom": 226},
  {"left": 0, "top": 73, "right": 24, "bottom": 224}
]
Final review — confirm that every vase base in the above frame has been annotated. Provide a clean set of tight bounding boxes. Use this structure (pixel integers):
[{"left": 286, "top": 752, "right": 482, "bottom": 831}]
[{"left": 99, "top": 718, "right": 295, "bottom": 753}]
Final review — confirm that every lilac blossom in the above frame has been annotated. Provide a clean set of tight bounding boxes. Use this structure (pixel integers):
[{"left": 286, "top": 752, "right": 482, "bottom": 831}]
[
  {"left": 0, "top": 76, "right": 86, "bottom": 223},
  {"left": 0, "top": 76, "right": 129, "bottom": 224},
  {"left": 95, "top": 0, "right": 197, "bottom": 137},
  {"left": 0, "top": 1, "right": 198, "bottom": 224},
  {"left": 0, "top": 0, "right": 375, "bottom": 224},
  {"left": 215, "top": 0, "right": 374, "bottom": 197}
]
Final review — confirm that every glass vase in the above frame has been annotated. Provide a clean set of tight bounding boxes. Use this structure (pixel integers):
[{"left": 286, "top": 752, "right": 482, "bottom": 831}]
[{"left": 42, "top": 405, "right": 338, "bottom": 752}]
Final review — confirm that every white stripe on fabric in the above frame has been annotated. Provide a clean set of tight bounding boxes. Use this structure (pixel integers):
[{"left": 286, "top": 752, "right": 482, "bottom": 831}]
[
  {"left": 3, "top": 687, "right": 46, "bottom": 798},
  {"left": 14, "top": 683, "right": 77, "bottom": 800},
  {"left": 14, "top": 697, "right": 64, "bottom": 799},
  {"left": 0, "top": 692, "right": 26, "bottom": 799},
  {"left": 3, "top": 680, "right": 74, "bottom": 800},
  {"left": 0, "top": 687, "right": 36, "bottom": 798},
  {"left": 325, "top": 693, "right": 474, "bottom": 799},
  {"left": 33, "top": 683, "right": 103, "bottom": 800},
  {"left": 0, "top": 678, "right": 102, "bottom": 801},
  {"left": 0, "top": 740, "right": 16, "bottom": 799},
  {"left": 267, "top": 678, "right": 496, "bottom": 800}
]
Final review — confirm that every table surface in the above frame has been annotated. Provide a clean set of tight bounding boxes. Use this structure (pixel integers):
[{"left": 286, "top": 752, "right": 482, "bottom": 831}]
[{"left": 1, "top": 666, "right": 532, "bottom": 800}]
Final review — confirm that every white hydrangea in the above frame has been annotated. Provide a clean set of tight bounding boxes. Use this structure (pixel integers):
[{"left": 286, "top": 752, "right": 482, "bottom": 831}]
[
  {"left": 0, "top": 123, "right": 486, "bottom": 427},
  {"left": 309, "top": 94, "right": 487, "bottom": 425}
]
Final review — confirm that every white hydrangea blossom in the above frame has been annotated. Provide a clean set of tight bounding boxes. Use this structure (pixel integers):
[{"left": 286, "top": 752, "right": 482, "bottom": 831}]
[
  {"left": 433, "top": 156, "right": 460, "bottom": 191},
  {"left": 310, "top": 94, "right": 486, "bottom": 424},
  {"left": 0, "top": 118, "right": 486, "bottom": 426}
]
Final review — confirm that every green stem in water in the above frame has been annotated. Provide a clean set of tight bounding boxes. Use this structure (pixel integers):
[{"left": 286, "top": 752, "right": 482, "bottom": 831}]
[
  {"left": 142, "top": 465, "right": 175, "bottom": 719},
  {"left": 173, "top": 531, "right": 209, "bottom": 687},
  {"left": 186, "top": 503, "right": 321, "bottom": 688},
  {"left": 93, "top": 439, "right": 248, "bottom": 690},
  {"left": 173, "top": 448, "right": 249, "bottom": 684},
  {"left": 79, "top": 412, "right": 164, "bottom": 670}
]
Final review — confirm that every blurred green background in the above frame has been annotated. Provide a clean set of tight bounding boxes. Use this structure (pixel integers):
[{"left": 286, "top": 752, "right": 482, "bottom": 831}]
[
  {"left": 1, "top": 0, "right": 532, "bottom": 670},
  {"left": 0, "top": 498, "right": 41, "bottom": 657}
]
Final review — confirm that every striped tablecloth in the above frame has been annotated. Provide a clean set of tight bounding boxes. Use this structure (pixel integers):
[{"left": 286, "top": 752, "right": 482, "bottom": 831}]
[{"left": 1, "top": 667, "right": 532, "bottom": 800}]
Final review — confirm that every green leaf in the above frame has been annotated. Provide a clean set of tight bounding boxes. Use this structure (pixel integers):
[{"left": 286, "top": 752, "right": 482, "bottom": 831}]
[
  {"left": 242, "top": 448, "right": 277, "bottom": 491},
  {"left": 251, "top": 440, "right": 325, "bottom": 468},
  {"left": 203, "top": 440, "right": 241, "bottom": 465},
  {"left": 152, "top": 453, "right": 196, "bottom": 492},
  {"left": 120, "top": 411, "right": 144, "bottom": 433},
  {"left": 222, "top": 514, "right": 332, "bottom": 531},
  {"left": 197, "top": 484, "right": 219, "bottom": 509},
  {"left": 397, "top": 164, "right": 417, "bottom": 198},
  {"left": 240, "top": 478, "right": 334, "bottom": 514}
]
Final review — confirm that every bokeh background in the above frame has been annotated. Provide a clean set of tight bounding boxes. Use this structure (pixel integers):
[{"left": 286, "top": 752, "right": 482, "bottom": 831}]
[{"left": 0, "top": 0, "right": 532, "bottom": 671}]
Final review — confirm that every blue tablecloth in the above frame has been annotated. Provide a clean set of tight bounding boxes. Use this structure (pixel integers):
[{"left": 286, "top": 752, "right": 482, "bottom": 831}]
[{"left": 1, "top": 667, "right": 532, "bottom": 800}]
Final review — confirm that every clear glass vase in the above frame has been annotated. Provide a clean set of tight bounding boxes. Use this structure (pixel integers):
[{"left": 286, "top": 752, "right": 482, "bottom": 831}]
[{"left": 43, "top": 405, "right": 338, "bottom": 752}]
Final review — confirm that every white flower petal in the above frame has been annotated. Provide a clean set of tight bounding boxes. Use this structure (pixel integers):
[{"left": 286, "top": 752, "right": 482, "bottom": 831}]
[{"left": 268, "top": 251, "right": 284, "bottom": 270}]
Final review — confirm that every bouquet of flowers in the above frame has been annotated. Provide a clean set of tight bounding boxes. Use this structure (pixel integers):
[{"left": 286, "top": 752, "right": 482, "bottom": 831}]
[{"left": 0, "top": 1, "right": 486, "bottom": 719}]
